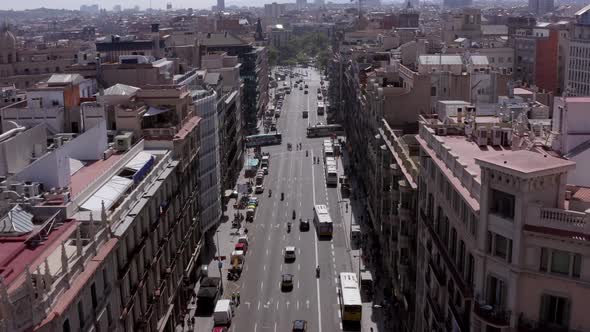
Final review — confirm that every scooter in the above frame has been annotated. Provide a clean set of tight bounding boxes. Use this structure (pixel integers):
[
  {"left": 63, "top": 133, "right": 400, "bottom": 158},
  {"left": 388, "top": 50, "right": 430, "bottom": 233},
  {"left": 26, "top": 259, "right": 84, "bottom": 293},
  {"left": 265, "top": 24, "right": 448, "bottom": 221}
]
[
  {"left": 306, "top": 150, "right": 308, "bottom": 157},
  {"left": 281, "top": 192, "right": 284, "bottom": 201},
  {"left": 287, "top": 222, "right": 291, "bottom": 233},
  {"left": 269, "top": 189, "right": 272, "bottom": 197},
  {"left": 292, "top": 210, "right": 296, "bottom": 220}
]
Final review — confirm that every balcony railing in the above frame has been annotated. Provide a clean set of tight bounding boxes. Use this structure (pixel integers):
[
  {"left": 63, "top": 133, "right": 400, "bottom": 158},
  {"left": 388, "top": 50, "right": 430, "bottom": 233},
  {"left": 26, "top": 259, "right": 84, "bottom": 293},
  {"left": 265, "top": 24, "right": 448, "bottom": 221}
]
[
  {"left": 518, "top": 316, "right": 581, "bottom": 332},
  {"left": 527, "top": 205, "right": 589, "bottom": 235},
  {"left": 473, "top": 301, "right": 511, "bottom": 327},
  {"left": 426, "top": 292, "right": 444, "bottom": 323}
]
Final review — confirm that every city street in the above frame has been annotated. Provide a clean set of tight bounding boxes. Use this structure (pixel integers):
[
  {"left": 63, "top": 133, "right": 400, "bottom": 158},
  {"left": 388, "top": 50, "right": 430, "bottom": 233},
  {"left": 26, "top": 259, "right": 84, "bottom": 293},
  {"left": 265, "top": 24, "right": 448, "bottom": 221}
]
[{"left": 191, "top": 66, "right": 383, "bottom": 332}]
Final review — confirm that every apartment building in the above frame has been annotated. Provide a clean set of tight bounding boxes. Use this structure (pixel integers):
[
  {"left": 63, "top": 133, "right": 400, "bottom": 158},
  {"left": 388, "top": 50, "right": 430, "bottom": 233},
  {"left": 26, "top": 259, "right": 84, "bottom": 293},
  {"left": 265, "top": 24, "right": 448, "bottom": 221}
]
[
  {"left": 415, "top": 113, "right": 590, "bottom": 332},
  {"left": 0, "top": 211, "right": 119, "bottom": 332},
  {"left": 0, "top": 24, "right": 83, "bottom": 90},
  {"left": 198, "top": 33, "right": 269, "bottom": 134},
  {"left": 565, "top": 5, "right": 590, "bottom": 96},
  {"left": 200, "top": 52, "right": 244, "bottom": 192}
]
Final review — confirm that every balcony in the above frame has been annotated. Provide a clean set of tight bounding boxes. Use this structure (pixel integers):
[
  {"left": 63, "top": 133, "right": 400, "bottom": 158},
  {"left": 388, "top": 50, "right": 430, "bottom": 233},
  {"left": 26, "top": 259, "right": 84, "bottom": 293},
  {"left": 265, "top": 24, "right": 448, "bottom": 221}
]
[
  {"left": 473, "top": 301, "right": 511, "bottom": 328},
  {"left": 518, "top": 316, "right": 580, "bottom": 332},
  {"left": 426, "top": 292, "right": 444, "bottom": 323},
  {"left": 526, "top": 205, "right": 589, "bottom": 235}
]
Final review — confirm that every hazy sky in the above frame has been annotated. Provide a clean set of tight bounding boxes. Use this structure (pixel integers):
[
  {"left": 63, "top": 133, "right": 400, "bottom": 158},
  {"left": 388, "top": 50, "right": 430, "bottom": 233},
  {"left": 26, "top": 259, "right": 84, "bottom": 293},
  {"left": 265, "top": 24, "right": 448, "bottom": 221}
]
[{"left": 1, "top": 0, "right": 336, "bottom": 11}]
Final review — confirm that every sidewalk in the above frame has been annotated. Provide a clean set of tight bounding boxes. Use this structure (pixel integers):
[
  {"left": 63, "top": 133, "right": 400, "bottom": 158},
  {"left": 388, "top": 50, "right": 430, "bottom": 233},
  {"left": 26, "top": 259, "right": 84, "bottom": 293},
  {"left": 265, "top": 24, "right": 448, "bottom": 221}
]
[
  {"left": 176, "top": 152, "right": 256, "bottom": 332},
  {"left": 334, "top": 140, "right": 393, "bottom": 332}
]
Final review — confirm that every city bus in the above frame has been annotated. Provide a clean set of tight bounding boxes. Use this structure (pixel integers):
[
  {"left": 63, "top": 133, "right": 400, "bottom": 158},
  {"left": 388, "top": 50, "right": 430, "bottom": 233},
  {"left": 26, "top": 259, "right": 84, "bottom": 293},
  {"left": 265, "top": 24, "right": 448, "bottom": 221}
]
[
  {"left": 307, "top": 124, "right": 344, "bottom": 138},
  {"left": 338, "top": 272, "right": 363, "bottom": 322},
  {"left": 313, "top": 204, "right": 333, "bottom": 237},
  {"left": 317, "top": 101, "right": 325, "bottom": 115},
  {"left": 326, "top": 166, "right": 338, "bottom": 186},
  {"left": 245, "top": 133, "right": 282, "bottom": 148}
]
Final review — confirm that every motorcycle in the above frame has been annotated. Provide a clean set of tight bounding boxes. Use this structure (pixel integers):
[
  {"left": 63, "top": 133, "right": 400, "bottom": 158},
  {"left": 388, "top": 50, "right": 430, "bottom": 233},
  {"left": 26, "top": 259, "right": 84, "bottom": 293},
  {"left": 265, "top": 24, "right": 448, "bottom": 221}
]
[
  {"left": 292, "top": 210, "right": 296, "bottom": 220},
  {"left": 287, "top": 222, "right": 291, "bottom": 233},
  {"left": 316, "top": 266, "right": 320, "bottom": 278},
  {"left": 306, "top": 150, "right": 308, "bottom": 157},
  {"left": 269, "top": 189, "right": 272, "bottom": 197},
  {"left": 281, "top": 192, "right": 284, "bottom": 201}
]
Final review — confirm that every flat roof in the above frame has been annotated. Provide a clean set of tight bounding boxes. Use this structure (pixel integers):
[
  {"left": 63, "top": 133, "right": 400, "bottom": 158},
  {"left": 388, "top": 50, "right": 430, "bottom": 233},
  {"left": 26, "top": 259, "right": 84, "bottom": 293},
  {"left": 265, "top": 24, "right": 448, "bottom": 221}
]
[
  {"left": 70, "top": 153, "right": 125, "bottom": 198},
  {"left": 475, "top": 150, "right": 575, "bottom": 178}
]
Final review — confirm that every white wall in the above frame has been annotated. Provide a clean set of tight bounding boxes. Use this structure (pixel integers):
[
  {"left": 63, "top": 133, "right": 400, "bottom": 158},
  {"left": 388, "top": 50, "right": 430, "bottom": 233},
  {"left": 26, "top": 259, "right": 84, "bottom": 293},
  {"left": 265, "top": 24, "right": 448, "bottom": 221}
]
[{"left": 0, "top": 124, "right": 47, "bottom": 176}]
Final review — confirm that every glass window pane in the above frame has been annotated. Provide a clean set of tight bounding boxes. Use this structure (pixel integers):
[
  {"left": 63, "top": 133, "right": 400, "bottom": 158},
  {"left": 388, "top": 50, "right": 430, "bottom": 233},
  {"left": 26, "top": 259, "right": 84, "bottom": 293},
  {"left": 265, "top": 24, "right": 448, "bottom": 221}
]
[
  {"left": 540, "top": 248, "right": 548, "bottom": 271},
  {"left": 551, "top": 250, "right": 570, "bottom": 275},
  {"left": 495, "top": 234, "right": 507, "bottom": 259},
  {"left": 573, "top": 254, "right": 581, "bottom": 278}
]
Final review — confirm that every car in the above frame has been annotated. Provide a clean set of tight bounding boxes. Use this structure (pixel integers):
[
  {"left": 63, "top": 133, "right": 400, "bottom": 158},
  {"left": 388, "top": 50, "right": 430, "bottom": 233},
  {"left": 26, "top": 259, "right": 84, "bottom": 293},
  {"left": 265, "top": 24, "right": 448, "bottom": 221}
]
[
  {"left": 318, "top": 94, "right": 322, "bottom": 100},
  {"left": 286, "top": 90, "right": 291, "bottom": 94},
  {"left": 292, "top": 320, "right": 307, "bottom": 332},
  {"left": 255, "top": 184, "right": 264, "bottom": 193},
  {"left": 284, "top": 246, "right": 296, "bottom": 261},
  {"left": 299, "top": 219, "right": 310, "bottom": 231},
  {"left": 304, "top": 84, "right": 308, "bottom": 89},
  {"left": 212, "top": 327, "right": 228, "bottom": 332},
  {"left": 263, "top": 167, "right": 269, "bottom": 175},
  {"left": 294, "top": 83, "right": 298, "bottom": 88},
  {"left": 281, "top": 273, "right": 294, "bottom": 291},
  {"left": 283, "top": 82, "right": 287, "bottom": 86},
  {"left": 299, "top": 86, "right": 303, "bottom": 90}
]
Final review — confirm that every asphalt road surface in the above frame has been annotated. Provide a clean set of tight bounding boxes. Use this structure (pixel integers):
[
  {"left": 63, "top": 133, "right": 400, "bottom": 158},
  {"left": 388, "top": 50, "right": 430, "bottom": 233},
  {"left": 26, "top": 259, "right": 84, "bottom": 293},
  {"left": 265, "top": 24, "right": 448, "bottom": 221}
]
[{"left": 232, "top": 67, "right": 358, "bottom": 332}]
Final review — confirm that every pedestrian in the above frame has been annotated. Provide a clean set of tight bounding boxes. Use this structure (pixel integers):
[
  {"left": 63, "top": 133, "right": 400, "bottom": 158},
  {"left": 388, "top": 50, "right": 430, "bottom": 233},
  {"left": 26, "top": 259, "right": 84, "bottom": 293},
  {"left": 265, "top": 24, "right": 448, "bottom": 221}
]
[
  {"left": 237, "top": 291, "right": 241, "bottom": 305},
  {"left": 231, "top": 292, "right": 236, "bottom": 304}
]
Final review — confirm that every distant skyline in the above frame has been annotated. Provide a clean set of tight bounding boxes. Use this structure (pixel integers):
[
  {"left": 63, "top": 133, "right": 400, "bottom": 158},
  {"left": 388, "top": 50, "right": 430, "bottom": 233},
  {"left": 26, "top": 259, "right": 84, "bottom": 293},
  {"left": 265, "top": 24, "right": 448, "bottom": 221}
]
[{"left": 0, "top": 0, "right": 360, "bottom": 11}]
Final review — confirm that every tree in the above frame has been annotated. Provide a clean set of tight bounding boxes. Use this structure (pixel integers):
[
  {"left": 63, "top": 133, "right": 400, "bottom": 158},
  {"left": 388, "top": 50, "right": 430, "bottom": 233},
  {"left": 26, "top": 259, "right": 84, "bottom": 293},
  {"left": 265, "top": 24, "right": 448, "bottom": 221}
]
[{"left": 268, "top": 46, "right": 279, "bottom": 66}]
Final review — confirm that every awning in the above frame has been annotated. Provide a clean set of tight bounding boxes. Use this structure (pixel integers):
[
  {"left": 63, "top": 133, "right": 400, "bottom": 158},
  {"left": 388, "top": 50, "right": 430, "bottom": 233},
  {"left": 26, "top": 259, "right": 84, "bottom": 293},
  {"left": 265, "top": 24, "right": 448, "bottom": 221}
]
[
  {"left": 144, "top": 106, "right": 171, "bottom": 117},
  {"left": 81, "top": 175, "right": 133, "bottom": 212}
]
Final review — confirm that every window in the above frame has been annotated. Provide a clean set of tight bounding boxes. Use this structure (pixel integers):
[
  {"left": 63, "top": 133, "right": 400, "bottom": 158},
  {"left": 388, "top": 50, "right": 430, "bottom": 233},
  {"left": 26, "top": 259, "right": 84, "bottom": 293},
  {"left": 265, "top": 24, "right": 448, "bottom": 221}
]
[
  {"left": 102, "top": 268, "right": 108, "bottom": 292},
  {"left": 467, "top": 254, "right": 474, "bottom": 284},
  {"left": 91, "top": 283, "right": 98, "bottom": 309},
  {"left": 458, "top": 241, "right": 465, "bottom": 273},
  {"left": 63, "top": 319, "right": 71, "bottom": 332},
  {"left": 431, "top": 86, "right": 437, "bottom": 96},
  {"left": 486, "top": 231, "right": 493, "bottom": 254},
  {"left": 495, "top": 234, "right": 508, "bottom": 259},
  {"left": 551, "top": 250, "right": 572, "bottom": 275},
  {"left": 450, "top": 228, "right": 457, "bottom": 258},
  {"left": 573, "top": 254, "right": 581, "bottom": 278},
  {"left": 77, "top": 301, "right": 84, "bottom": 329},
  {"left": 540, "top": 294, "right": 569, "bottom": 327},
  {"left": 490, "top": 189, "right": 515, "bottom": 220},
  {"left": 486, "top": 275, "right": 506, "bottom": 306},
  {"left": 540, "top": 248, "right": 548, "bottom": 272}
]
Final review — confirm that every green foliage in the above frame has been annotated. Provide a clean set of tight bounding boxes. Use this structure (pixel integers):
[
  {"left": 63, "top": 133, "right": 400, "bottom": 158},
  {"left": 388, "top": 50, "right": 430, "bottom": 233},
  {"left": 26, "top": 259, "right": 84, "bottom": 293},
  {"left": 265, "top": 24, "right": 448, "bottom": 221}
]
[
  {"left": 276, "top": 32, "right": 330, "bottom": 66},
  {"left": 268, "top": 46, "right": 279, "bottom": 66}
]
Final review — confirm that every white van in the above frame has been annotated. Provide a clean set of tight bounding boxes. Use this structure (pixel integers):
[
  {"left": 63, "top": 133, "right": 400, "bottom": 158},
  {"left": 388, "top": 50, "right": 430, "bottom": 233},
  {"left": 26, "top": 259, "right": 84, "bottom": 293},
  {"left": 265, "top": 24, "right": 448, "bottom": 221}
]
[{"left": 213, "top": 299, "right": 233, "bottom": 325}]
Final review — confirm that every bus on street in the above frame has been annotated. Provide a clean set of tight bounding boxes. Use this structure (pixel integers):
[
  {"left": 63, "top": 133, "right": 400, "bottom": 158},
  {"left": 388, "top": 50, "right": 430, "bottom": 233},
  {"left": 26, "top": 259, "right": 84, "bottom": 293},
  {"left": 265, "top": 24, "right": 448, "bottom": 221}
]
[
  {"left": 338, "top": 272, "right": 362, "bottom": 322},
  {"left": 313, "top": 204, "right": 333, "bottom": 237},
  {"left": 307, "top": 124, "right": 344, "bottom": 138},
  {"left": 326, "top": 166, "right": 338, "bottom": 186},
  {"left": 245, "top": 133, "right": 282, "bottom": 148},
  {"left": 317, "top": 101, "right": 325, "bottom": 115}
]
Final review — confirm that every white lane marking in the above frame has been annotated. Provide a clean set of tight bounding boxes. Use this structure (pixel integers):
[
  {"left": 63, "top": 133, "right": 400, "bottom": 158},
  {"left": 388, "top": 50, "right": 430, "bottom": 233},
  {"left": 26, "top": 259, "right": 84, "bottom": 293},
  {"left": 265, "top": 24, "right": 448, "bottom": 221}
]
[
  {"left": 258, "top": 301, "right": 261, "bottom": 310},
  {"left": 331, "top": 243, "right": 334, "bottom": 250},
  {"left": 297, "top": 300, "right": 300, "bottom": 310},
  {"left": 297, "top": 280, "right": 300, "bottom": 289},
  {"left": 280, "top": 264, "right": 283, "bottom": 272},
  {"left": 339, "top": 322, "right": 343, "bottom": 330},
  {"left": 298, "top": 263, "right": 301, "bottom": 271},
  {"left": 299, "top": 235, "right": 301, "bottom": 241},
  {"left": 276, "top": 301, "right": 279, "bottom": 310},
  {"left": 260, "top": 281, "right": 264, "bottom": 290},
  {"left": 266, "top": 249, "right": 269, "bottom": 256},
  {"left": 338, "top": 310, "right": 341, "bottom": 319},
  {"left": 312, "top": 149, "right": 323, "bottom": 332},
  {"left": 334, "top": 277, "right": 338, "bottom": 284},
  {"left": 264, "top": 264, "right": 266, "bottom": 271},
  {"left": 254, "top": 323, "right": 257, "bottom": 332},
  {"left": 268, "top": 234, "right": 272, "bottom": 241},
  {"left": 286, "top": 300, "right": 290, "bottom": 309},
  {"left": 274, "top": 322, "right": 277, "bottom": 332}
]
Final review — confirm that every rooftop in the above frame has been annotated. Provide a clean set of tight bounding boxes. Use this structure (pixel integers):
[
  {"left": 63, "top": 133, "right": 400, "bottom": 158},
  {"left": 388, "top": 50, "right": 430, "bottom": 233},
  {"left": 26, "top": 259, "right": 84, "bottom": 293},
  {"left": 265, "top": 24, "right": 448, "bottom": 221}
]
[
  {"left": 419, "top": 55, "right": 463, "bottom": 65},
  {"left": 475, "top": 150, "right": 575, "bottom": 178}
]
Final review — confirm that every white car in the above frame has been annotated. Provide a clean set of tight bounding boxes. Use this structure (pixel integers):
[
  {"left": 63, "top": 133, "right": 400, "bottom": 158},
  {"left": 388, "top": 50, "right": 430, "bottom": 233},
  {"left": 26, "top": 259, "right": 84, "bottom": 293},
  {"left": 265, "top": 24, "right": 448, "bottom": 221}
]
[
  {"left": 284, "top": 246, "right": 296, "bottom": 261},
  {"left": 255, "top": 184, "right": 264, "bottom": 193}
]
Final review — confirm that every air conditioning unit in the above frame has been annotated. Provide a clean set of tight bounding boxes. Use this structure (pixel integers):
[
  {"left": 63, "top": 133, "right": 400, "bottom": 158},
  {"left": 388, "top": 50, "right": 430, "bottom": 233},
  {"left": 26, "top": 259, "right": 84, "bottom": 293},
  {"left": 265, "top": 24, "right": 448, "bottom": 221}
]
[
  {"left": 491, "top": 127, "right": 502, "bottom": 146},
  {"left": 24, "top": 183, "right": 41, "bottom": 196},
  {"left": 501, "top": 128, "right": 513, "bottom": 147},
  {"left": 436, "top": 127, "right": 448, "bottom": 136},
  {"left": 476, "top": 127, "right": 488, "bottom": 146},
  {"left": 114, "top": 132, "right": 133, "bottom": 152}
]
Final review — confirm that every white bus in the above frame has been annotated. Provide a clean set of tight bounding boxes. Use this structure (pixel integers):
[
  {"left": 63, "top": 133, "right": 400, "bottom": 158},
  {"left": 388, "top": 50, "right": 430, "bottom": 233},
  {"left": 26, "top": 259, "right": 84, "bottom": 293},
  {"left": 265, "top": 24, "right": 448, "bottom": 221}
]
[
  {"left": 338, "top": 273, "right": 362, "bottom": 322},
  {"left": 317, "top": 101, "right": 325, "bottom": 115},
  {"left": 323, "top": 146, "right": 334, "bottom": 158},
  {"left": 326, "top": 166, "right": 338, "bottom": 186},
  {"left": 306, "top": 124, "right": 344, "bottom": 138},
  {"left": 325, "top": 156, "right": 337, "bottom": 169},
  {"left": 313, "top": 204, "right": 333, "bottom": 237},
  {"left": 245, "top": 133, "right": 282, "bottom": 148}
]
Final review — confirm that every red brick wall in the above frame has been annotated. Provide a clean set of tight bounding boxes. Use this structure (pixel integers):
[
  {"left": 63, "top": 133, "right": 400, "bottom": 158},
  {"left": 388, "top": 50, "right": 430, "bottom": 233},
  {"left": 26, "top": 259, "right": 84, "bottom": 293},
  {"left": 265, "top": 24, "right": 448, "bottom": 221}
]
[{"left": 535, "top": 29, "right": 558, "bottom": 93}]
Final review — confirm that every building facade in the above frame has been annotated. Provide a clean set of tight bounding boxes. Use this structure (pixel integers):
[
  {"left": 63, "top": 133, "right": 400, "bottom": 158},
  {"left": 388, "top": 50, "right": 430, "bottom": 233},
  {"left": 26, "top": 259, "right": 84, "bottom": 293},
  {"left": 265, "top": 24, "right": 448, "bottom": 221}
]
[{"left": 565, "top": 5, "right": 590, "bottom": 96}]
